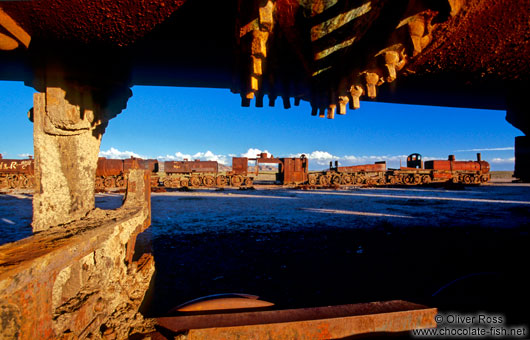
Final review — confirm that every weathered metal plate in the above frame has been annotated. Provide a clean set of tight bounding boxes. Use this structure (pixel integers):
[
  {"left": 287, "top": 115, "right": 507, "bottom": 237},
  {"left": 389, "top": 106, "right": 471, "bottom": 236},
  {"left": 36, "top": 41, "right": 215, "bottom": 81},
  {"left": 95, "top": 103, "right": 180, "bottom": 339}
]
[
  {"left": 164, "top": 160, "right": 218, "bottom": 174},
  {"left": 338, "top": 163, "right": 386, "bottom": 173},
  {"left": 156, "top": 300, "right": 436, "bottom": 339},
  {"left": 0, "top": 158, "right": 34, "bottom": 174}
]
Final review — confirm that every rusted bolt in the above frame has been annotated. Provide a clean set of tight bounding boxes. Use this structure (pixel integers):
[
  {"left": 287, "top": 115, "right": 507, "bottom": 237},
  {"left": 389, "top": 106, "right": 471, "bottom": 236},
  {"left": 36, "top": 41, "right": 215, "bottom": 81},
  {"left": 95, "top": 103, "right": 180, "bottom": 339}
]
[{"left": 93, "top": 298, "right": 105, "bottom": 313}]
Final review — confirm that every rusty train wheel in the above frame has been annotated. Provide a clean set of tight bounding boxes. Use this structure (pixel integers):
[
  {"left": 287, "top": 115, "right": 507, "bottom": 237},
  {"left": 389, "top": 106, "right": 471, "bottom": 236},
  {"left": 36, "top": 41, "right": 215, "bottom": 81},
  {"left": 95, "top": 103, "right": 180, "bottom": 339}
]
[
  {"left": 0, "top": 176, "right": 7, "bottom": 189},
  {"left": 190, "top": 176, "right": 201, "bottom": 187},
  {"left": 231, "top": 175, "right": 243, "bottom": 187},
  {"left": 354, "top": 176, "right": 364, "bottom": 185},
  {"left": 378, "top": 177, "right": 386, "bottom": 186},
  {"left": 203, "top": 175, "right": 215, "bottom": 187},
  {"left": 163, "top": 178, "right": 173, "bottom": 188},
  {"left": 244, "top": 177, "right": 253, "bottom": 186},
  {"left": 104, "top": 177, "right": 115, "bottom": 188},
  {"left": 180, "top": 178, "right": 189, "bottom": 187},
  {"left": 331, "top": 174, "right": 341, "bottom": 185},
  {"left": 403, "top": 175, "right": 414, "bottom": 185},
  {"left": 95, "top": 177, "right": 104, "bottom": 189},
  {"left": 480, "top": 174, "right": 490, "bottom": 183},
  {"left": 342, "top": 174, "right": 352, "bottom": 184},
  {"left": 421, "top": 175, "right": 431, "bottom": 184},
  {"left": 387, "top": 176, "right": 396, "bottom": 185},
  {"left": 452, "top": 176, "right": 460, "bottom": 184},
  {"left": 463, "top": 175, "right": 472, "bottom": 184},
  {"left": 308, "top": 175, "right": 317, "bottom": 185},
  {"left": 216, "top": 175, "right": 227, "bottom": 186},
  {"left": 7, "top": 175, "right": 19, "bottom": 188},
  {"left": 21, "top": 176, "right": 30, "bottom": 189},
  {"left": 318, "top": 175, "right": 329, "bottom": 186},
  {"left": 116, "top": 178, "right": 125, "bottom": 188}
]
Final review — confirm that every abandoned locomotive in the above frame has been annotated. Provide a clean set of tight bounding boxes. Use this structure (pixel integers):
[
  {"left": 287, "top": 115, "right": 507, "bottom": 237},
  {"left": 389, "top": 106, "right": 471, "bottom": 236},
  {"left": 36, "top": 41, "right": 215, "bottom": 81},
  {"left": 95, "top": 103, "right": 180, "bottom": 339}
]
[
  {"left": 0, "top": 154, "right": 34, "bottom": 189},
  {"left": 308, "top": 153, "right": 490, "bottom": 186},
  {"left": 0, "top": 152, "right": 490, "bottom": 190}
]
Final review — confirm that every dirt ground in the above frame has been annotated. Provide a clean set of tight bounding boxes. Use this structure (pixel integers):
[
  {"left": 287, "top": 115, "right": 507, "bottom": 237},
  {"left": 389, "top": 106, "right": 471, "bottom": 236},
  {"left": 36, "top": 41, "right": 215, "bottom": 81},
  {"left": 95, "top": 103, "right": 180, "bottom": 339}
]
[
  {"left": 490, "top": 171, "right": 516, "bottom": 183},
  {"left": 1, "top": 185, "right": 529, "bottom": 334}
]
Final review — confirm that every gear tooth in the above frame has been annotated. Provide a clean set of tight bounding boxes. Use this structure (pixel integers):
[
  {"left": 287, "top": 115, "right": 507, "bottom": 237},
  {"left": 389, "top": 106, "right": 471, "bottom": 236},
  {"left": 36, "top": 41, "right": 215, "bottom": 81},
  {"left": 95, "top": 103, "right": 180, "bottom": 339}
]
[
  {"left": 363, "top": 72, "right": 379, "bottom": 99},
  {"left": 349, "top": 85, "right": 363, "bottom": 109},
  {"left": 282, "top": 96, "right": 291, "bottom": 109},
  {"left": 338, "top": 96, "right": 349, "bottom": 115},
  {"left": 327, "top": 105, "right": 336, "bottom": 119}
]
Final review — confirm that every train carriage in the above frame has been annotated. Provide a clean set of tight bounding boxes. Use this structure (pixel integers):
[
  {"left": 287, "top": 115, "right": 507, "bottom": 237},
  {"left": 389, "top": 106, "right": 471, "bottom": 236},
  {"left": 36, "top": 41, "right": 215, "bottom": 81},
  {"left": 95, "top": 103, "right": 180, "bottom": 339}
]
[
  {"left": 0, "top": 152, "right": 491, "bottom": 191},
  {"left": 0, "top": 154, "right": 35, "bottom": 189}
]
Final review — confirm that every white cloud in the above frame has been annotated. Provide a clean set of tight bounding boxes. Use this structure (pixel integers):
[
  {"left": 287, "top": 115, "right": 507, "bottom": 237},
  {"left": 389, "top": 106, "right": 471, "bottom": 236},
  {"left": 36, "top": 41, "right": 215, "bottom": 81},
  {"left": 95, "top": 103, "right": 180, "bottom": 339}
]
[
  {"left": 289, "top": 150, "right": 338, "bottom": 166},
  {"left": 157, "top": 150, "right": 228, "bottom": 164},
  {"left": 157, "top": 152, "right": 192, "bottom": 161},
  {"left": 455, "top": 147, "right": 514, "bottom": 152},
  {"left": 18, "top": 153, "right": 33, "bottom": 158},
  {"left": 100, "top": 147, "right": 144, "bottom": 159},
  {"left": 342, "top": 154, "right": 409, "bottom": 163},
  {"left": 240, "top": 148, "right": 271, "bottom": 158},
  {"left": 490, "top": 157, "right": 515, "bottom": 164},
  {"left": 289, "top": 151, "right": 413, "bottom": 168},
  {"left": 193, "top": 151, "right": 229, "bottom": 165},
  {"left": 98, "top": 147, "right": 515, "bottom": 171}
]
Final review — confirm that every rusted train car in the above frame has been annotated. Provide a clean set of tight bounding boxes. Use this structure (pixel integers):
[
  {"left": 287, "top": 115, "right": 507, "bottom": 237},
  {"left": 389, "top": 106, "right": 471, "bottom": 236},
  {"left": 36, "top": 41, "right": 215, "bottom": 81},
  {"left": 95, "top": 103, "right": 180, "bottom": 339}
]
[
  {"left": 96, "top": 157, "right": 159, "bottom": 189},
  {"left": 308, "top": 153, "right": 490, "bottom": 186},
  {"left": 159, "top": 153, "right": 308, "bottom": 188},
  {"left": 0, "top": 154, "right": 35, "bottom": 189},
  {"left": 0, "top": 152, "right": 490, "bottom": 190}
]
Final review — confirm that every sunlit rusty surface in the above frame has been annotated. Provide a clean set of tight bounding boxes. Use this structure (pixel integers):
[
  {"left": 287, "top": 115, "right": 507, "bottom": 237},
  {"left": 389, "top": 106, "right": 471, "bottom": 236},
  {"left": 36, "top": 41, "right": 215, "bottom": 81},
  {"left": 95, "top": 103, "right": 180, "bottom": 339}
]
[
  {"left": 0, "top": 7, "right": 30, "bottom": 50},
  {"left": 155, "top": 300, "right": 436, "bottom": 339},
  {"left": 0, "top": 0, "right": 187, "bottom": 46},
  {"left": 176, "top": 297, "right": 274, "bottom": 313},
  {"left": 0, "top": 170, "right": 153, "bottom": 339}
]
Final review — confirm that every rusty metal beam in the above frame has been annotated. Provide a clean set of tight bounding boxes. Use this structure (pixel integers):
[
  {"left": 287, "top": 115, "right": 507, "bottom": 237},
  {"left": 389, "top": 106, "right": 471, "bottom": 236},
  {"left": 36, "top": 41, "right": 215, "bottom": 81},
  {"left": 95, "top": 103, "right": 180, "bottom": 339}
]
[
  {"left": 0, "top": 7, "right": 30, "bottom": 49},
  {"left": 155, "top": 300, "right": 436, "bottom": 339}
]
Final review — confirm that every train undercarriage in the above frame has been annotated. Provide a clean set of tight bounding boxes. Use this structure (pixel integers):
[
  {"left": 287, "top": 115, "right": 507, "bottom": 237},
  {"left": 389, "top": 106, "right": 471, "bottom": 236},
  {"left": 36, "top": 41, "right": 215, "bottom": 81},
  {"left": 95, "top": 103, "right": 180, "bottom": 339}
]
[
  {"left": 0, "top": 173, "right": 35, "bottom": 189},
  {"left": 159, "top": 173, "right": 254, "bottom": 189},
  {"left": 1, "top": 153, "right": 492, "bottom": 191},
  {"left": 307, "top": 170, "right": 490, "bottom": 187}
]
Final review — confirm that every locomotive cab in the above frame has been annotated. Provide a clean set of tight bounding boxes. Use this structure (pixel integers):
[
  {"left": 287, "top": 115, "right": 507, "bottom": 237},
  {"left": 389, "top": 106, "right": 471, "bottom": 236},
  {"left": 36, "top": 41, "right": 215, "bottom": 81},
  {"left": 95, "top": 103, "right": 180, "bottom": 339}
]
[{"left": 407, "top": 153, "right": 423, "bottom": 169}]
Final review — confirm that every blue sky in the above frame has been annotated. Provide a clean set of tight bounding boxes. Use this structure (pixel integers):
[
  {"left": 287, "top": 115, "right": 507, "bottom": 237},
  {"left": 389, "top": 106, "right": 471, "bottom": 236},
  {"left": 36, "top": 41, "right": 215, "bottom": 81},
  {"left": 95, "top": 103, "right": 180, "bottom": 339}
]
[{"left": 0, "top": 80, "right": 521, "bottom": 170}]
